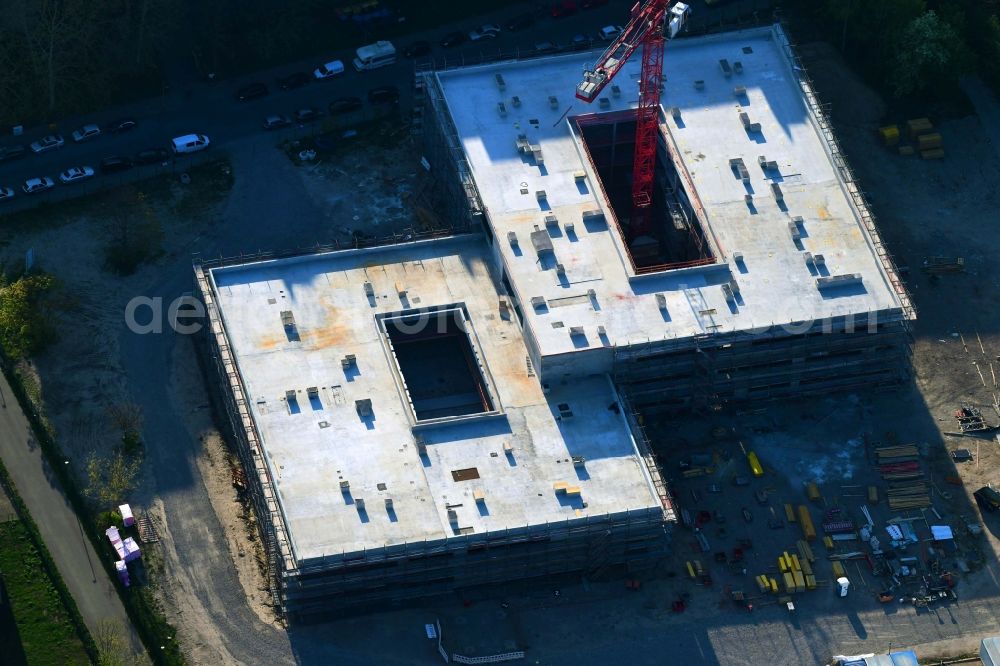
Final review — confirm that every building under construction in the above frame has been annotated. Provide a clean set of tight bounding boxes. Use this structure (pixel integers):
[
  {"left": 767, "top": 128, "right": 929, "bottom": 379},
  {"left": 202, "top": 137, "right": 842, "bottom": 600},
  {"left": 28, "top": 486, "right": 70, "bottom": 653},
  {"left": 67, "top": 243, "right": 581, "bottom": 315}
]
[{"left": 195, "top": 24, "right": 912, "bottom": 620}]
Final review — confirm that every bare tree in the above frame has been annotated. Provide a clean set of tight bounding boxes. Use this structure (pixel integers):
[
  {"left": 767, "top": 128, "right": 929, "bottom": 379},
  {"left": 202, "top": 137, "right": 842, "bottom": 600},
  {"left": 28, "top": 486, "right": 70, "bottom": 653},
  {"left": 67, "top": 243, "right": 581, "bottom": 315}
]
[{"left": 107, "top": 400, "right": 143, "bottom": 452}]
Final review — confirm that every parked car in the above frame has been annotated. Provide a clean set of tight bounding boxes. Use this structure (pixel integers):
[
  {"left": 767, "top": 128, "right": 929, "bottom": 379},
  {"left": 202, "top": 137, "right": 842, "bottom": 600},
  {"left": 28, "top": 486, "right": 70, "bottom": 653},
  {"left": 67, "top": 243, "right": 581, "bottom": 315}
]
[
  {"left": 0, "top": 187, "right": 14, "bottom": 202},
  {"left": 440, "top": 31, "right": 466, "bottom": 48},
  {"left": 22, "top": 176, "right": 54, "bottom": 194},
  {"left": 262, "top": 114, "right": 292, "bottom": 130},
  {"left": 100, "top": 156, "right": 133, "bottom": 174},
  {"left": 571, "top": 33, "right": 590, "bottom": 47},
  {"left": 598, "top": 25, "right": 624, "bottom": 41},
  {"left": 59, "top": 166, "right": 95, "bottom": 184},
  {"left": 71, "top": 124, "right": 101, "bottom": 142},
  {"left": 551, "top": 1, "right": 579, "bottom": 18},
  {"left": 0, "top": 145, "right": 26, "bottom": 162},
  {"left": 367, "top": 86, "right": 399, "bottom": 105},
  {"left": 29, "top": 134, "right": 64, "bottom": 153},
  {"left": 134, "top": 148, "right": 169, "bottom": 165},
  {"left": 313, "top": 60, "right": 345, "bottom": 79},
  {"left": 975, "top": 486, "right": 1000, "bottom": 513},
  {"left": 294, "top": 107, "right": 322, "bottom": 123},
  {"left": 505, "top": 13, "right": 535, "bottom": 31},
  {"left": 171, "top": 134, "right": 210, "bottom": 155},
  {"left": 403, "top": 40, "right": 431, "bottom": 58},
  {"left": 106, "top": 118, "right": 137, "bottom": 134},
  {"left": 469, "top": 24, "right": 501, "bottom": 41},
  {"left": 277, "top": 71, "right": 310, "bottom": 90},
  {"left": 329, "top": 96, "right": 363, "bottom": 115},
  {"left": 235, "top": 82, "right": 268, "bottom": 101}
]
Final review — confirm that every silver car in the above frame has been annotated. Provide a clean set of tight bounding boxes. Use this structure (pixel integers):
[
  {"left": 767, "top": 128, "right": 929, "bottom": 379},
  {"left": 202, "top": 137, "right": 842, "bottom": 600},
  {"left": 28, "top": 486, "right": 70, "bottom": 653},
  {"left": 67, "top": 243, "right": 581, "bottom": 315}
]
[
  {"left": 58, "top": 166, "right": 95, "bottom": 184},
  {"left": 29, "top": 134, "right": 64, "bottom": 153},
  {"left": 71, "top": 124, "right": 102, "bottom": 142},
  {"left": 22, "top": 177, "right": 55, "bottom": 194}
]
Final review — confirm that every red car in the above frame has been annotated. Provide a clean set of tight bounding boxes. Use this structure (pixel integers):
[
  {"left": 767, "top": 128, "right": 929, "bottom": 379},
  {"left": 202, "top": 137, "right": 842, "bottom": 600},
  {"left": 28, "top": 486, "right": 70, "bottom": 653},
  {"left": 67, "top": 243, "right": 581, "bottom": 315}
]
[{"left": 551, "top": 1, "right": 578, "bottom": 18}]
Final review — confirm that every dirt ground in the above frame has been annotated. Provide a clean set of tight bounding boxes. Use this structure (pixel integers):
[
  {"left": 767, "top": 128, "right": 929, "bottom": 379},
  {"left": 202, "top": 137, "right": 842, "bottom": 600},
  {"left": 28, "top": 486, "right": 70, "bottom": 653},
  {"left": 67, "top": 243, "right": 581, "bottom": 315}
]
[{"left": 4, "top": 35, "right": 1000, "bottom": 666}]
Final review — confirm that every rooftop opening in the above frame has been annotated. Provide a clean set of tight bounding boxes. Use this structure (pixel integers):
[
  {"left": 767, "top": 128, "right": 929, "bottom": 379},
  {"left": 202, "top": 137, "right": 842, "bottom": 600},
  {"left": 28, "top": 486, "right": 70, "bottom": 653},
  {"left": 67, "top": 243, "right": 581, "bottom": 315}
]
[
  {"left": 574, "top": 110, "right": 715, "bottom": 273},
  {"left": 380, "top": 305, "right": 498, "bottom": 424}
]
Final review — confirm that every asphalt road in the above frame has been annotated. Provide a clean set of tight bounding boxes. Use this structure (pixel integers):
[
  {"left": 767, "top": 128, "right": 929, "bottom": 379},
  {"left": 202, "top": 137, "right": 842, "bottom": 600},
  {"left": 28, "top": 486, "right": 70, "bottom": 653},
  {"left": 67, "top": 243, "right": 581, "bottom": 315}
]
[
  {"left": 0, "top": 370, "right": 145, "bottom": 656},
  {"left": 0, "top": 0, "right": 770, "bottom": 214}
]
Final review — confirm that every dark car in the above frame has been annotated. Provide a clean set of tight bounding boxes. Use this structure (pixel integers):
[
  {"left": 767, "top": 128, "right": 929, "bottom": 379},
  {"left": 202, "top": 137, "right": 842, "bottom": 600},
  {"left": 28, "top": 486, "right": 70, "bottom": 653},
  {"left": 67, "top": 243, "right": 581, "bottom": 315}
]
[
  {"left": 505, "top": 13, "right": 535, "bottom": 31},
  {"left": 329, "top": 96, "right": 363, "bottom": 115},
  {"left": 235, "top": 82, "right": 268, "bottom": 102},
  {"left": 975, "top": 486, "right": 1000, "bottom": 513},
  {"left": 551, "top": 1, "right": 578, "bottom": 17},
  {"left": 367, "top": 86, "right": 399, "bottom": 105},
  {"left": 403, "top": 40, "right": 431, "bottom": 58},
  {"left": 276, "top": 71, "right": 310, "bottom": 90},
  {"left": 106, "top": 118, "right": 137, "bottom": 134},
  {"left": 440, "top": 31, "right": 466, "bottom": 48},
  {"left": 262, "top": 114, "right": 292, "bottom": 130},
  {"left": 134, "top": 148, "right": 169, "bottom": 165},
  {"left": 294, "top": 107, "right": 322, "bottom": 123},
  {"left": 0, "top": 145, "right": 27, "bottom": 162},
  {"left": 100, "top": 156, "right": 134, "bottom": 174}
]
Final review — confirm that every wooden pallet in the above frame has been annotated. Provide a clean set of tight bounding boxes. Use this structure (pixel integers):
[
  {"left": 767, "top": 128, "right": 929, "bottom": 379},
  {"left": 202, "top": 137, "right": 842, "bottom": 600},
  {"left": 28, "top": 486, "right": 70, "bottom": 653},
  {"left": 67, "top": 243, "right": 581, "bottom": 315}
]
[{"left": 136, "top": 511, "right": 159, "bottom": 544}]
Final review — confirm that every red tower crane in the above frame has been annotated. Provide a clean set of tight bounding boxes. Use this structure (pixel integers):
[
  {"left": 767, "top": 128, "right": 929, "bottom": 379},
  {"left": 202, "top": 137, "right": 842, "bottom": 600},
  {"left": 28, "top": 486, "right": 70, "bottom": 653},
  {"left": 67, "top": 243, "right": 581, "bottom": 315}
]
[{"left": 576, "top": 1, "right": 690, "bottom": 247}]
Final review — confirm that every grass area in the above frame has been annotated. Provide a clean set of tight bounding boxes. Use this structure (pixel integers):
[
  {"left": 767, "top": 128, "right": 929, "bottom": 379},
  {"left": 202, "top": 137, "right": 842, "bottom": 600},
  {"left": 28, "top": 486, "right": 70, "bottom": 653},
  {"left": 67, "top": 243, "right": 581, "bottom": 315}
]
[{"left": 0, "top": 520, "right": 91, "bottom": 665}]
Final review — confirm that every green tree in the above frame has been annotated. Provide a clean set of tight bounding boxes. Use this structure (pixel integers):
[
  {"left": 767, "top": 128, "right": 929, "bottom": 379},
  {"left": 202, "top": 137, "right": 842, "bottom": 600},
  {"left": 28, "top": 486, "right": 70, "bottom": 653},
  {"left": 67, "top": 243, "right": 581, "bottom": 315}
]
[
  {"left": 891, "top": 10, "right": 970, "bottom": 97},
  {"left": 86, "top": 450, "right": 142, "bottom": 507},
  {"left": 0, "top": 273, "right": 56, "bottom": 359}
]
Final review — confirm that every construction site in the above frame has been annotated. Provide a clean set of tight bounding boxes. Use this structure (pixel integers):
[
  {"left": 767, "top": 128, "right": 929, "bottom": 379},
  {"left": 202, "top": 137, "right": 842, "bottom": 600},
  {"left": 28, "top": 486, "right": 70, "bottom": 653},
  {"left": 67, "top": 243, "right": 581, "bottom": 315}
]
[{"left": 193, "top": 19, "right": 920, "bottom": 622}]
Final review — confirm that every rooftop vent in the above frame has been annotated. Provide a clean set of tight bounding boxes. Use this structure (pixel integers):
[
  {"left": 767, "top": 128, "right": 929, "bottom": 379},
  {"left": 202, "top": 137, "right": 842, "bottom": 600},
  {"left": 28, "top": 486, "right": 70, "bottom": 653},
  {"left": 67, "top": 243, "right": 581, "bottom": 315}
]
[
  {"left": 719, "top": 59, "right": 732, "bottom": 77},
  {"left": 564, "top": 221, "right": 575, "bottom": 234},
  {"left": 597, "top": 325, "right": 607, "bottom": 336},
  {"left": 694, "top": 79, "right": 705, "bottom": 90},
  {"left": 816, "top": 274, "right": 863, "bottom": 289},
  {"left": 530, "top": 296, "right": 546, "bottom": 309},
  {"left": 669, "top": 106, "right": 681, "bottom": 121},
  {"left": 740, "top": 112, "right": 761, "bottom": 133},
  {"left": 340, "top": 480, "right": 350, "bottom": 490},
  {"left": 384, "top": 497, "right": 393, "bottom": 509},
  {"left": 497, "top": 102, "right": 507, "bottom": 117},
  {"left": 722, "top": 283, "right": 735, "bottom": 302},
  {"left": 569, "top": 325, "right": 584, "bottom": 336},
  {"left": 495, "top": 73, "right": 505, "bottom": 90},
  {"left": 814, "top": 254, "right": 826, "bottom": 267},
  {"left": 447, "top": 508, "right": 458, "bottom": 523},
  {"left": 572, "top": 455, "right": 586, "bottom": 467},
  {"left": 307, "top": 386, "right": 318, "bottom": 399},
  {"left": 555, "top": 263, "right": 566, "bottom": 276},
  {"left": 788, "top": 220, "right": 801, "bottom": 240},
  {"left": 530, "top": 229, "right": 554, "bottom": 254},
  {"left": 557, "top": 402, "right": 574, "bottom": 419},
  {"left": 733, "top": 85, "right": 746, "bottom": 97},
  {"left": 544, "top": 213, "right": 558, "bottom": 228},
  {"left": 355, "top": 498, "right": 365, "bottom": 511},
  {"left": 581, "top": 209, "right": 604, "bottom": 223},
  {"left": 733, "top": 61, "right": 744, "bottom": 74},
  {"left": 656, "top": 293, "right": 667, "bottom": 310},
  {"left": 280, "top": 310, "right": 295, "bottom": 329},
  {"left": 507, "top": 230, "right": 518, "bottom": 246},
  {"left": 342, "top": 353, "right": 357, "bottom": 369},
  {"left": 511, "top": 95, "right": 521, "bottom": 107},
  {"left": 771, "top": 183, "right": 784, "bottom": 202},
  {"left": 535, "top": 189, "right": 547, "bottom": 200},
  {"left": 611, "top": 84, "right": 621, "bottom": 97},
  {"left": 473, "top": 489, "right": 486, "bottom": 503},
  {"left": 355, "top": 398, "right": 373, "bottom": 417},
  {"left": 548, "top": 96, "right": 558, "bottom": 108},
  {"left": 599, "top": 97, "right": 610, "bottom": 109},
  {"left": 363, "top": 281, "right": 374, "bottom": 297},
  {"left": 758, "top": 155, "right": 779, "bottom": 171}
]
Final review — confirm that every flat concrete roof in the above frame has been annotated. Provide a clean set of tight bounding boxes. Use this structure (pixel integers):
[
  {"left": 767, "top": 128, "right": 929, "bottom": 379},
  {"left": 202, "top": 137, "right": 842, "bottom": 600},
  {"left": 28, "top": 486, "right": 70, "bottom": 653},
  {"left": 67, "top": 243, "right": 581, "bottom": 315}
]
[
  {"left": 208, "top": 237, "right": 662, "bottom": 564},
  {"left": 434, "top": 25, "right": 905, "bottom": 361}
]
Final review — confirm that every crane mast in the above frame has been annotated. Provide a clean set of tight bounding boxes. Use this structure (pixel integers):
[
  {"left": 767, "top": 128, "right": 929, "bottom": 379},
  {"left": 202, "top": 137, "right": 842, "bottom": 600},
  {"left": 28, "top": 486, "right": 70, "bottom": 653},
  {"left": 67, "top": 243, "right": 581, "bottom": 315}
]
[{"left": 576, "top": 1, "right": 690, "bottom": 249}]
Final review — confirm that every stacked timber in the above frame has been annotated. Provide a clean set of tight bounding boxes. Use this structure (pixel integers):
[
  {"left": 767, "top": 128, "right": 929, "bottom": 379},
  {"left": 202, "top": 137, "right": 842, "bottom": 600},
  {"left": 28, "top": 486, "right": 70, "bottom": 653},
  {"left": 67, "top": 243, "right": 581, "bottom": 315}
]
[{"left": 875, "top": 444, "right": 931, "bottom": 510}]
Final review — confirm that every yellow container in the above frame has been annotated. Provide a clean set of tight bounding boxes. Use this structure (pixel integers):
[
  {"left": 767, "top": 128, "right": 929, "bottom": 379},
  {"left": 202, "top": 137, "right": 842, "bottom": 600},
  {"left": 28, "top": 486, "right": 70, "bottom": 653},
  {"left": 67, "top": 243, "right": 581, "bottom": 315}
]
[
  {"left": 798, "top": 505, "right": 816, "bottom": 541},
  {"left": 793, "top": 570, "right": 806, "bottom": 593},
  {"left": 797, "top": 539, "right": 815, "bottom": 563},
  {"left": 878, "top": 125, "right": 900, "bottom": 146},
  {"left": 823, "top": 535, "right": 834, "bottom": 549},
  {"left": 801, "top": 558, "right": 813, "bottom": 576},
  {"left": 917, "top": 132, "right": 942, "bottom": 149},
  {"left": 769, "top": 578, "right": 779, "bottom": 594},
  {"left": 783, "top": 572, "right": 796, "bottom": 593},
  {"left": 785, "top": 503, "right": 797, "bottom": 522},
  {"left": 832, "top": 561, "right": 846, "bottom": 578},
  {"left": 791, "top": 554, "right": 801, "bottom": 572},
  {"left": 778, "top": 556, "right": 789, "bottom": 573},
  {"left": 686, "top": 561, "right": 696, "bottom": 578},
  {"left": 746, "top": 451, "right": 764, "bottom": 477},
  {"left": 805, "top": 574, "right": 817, "bottom": 590},
  {"left": 921, "top": 148, "right": 945, "bottom": 160},
  {"left": 907, "top": 117, "right": 933, "bottom": 137},
  {"left": 806, "top": 482, "right": 821, "bottom": 502}
]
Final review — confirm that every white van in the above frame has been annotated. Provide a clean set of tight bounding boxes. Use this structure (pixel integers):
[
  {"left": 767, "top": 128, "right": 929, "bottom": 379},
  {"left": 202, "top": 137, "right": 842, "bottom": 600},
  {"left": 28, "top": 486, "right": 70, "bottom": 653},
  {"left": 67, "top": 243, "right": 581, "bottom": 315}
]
[
  {"left": 171, "top": 134, "right": 210, "bottom": 155},
  {"left": 353, "top": 41, "right": 396, "bottom": 71}
]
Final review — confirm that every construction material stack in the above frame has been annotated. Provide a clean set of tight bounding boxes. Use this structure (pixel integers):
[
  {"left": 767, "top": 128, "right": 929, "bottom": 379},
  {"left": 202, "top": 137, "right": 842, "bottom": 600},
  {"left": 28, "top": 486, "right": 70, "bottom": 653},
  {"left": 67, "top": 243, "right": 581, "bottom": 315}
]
[{"left": 875, "top": 444, "right": 931, "bottom": 510}]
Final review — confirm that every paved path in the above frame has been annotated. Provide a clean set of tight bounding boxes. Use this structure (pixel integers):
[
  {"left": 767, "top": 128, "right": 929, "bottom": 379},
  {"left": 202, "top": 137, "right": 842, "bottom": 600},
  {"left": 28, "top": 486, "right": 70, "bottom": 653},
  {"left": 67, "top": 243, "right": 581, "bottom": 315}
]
[
  {"left": 0, "top": 370, "right": 145, "bottom": 655},
  {"left": 961, "top": 76, "right": 1000, "bottom": 164}
]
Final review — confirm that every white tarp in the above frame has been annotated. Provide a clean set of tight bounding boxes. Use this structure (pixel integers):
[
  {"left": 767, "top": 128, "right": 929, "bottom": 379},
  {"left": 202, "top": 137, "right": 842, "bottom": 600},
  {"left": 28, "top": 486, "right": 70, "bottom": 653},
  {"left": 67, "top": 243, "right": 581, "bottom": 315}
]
[
  {"left": 105, "top": 526, "right": 126, "bottom": 559},
  {"left": 122, "top": 537, "right": 141, "bottom": 562},
  {"left": 931, "top": 525, "right": 953, "bottom": 541}
]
